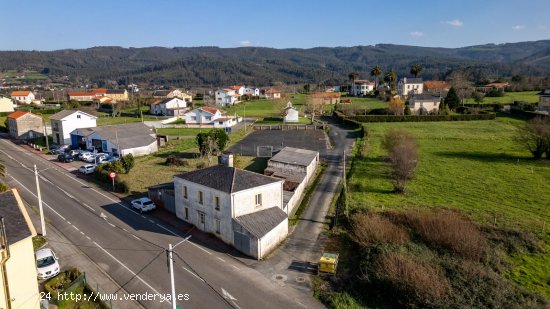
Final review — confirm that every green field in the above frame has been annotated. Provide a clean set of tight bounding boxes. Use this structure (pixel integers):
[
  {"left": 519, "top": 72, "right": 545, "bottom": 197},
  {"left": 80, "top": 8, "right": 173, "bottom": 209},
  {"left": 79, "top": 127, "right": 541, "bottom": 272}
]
[
  {"left": 343, "top": 96, "right": 388, "bottom": 109},
  {"left": 347, "top": 115, "right": 550, "bottom": 298},
  {"left": 0, "top": 70, "right": 47, "bottom": 80},
  {"left": 255, "top": 117, "right": 311, "bottom": 124},
  {"left": 465, "top": 91, "right": 539, "bottom": 104},
  {"left": 156, "top": 128, "right": 211, "bottom": 136},
  {"left": 96, "top": 114, "right": 160, "bottom": 126}
]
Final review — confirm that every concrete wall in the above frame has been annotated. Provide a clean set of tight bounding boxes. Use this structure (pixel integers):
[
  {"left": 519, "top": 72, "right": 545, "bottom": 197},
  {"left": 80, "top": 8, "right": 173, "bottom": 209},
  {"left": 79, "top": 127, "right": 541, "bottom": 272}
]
[
  {"left": 232, "top": 182, "right": 284, "bottom": 218},
  {"left": 52, "top": 113, "right": 97, "bottom": 145},
  {"left": 9, "top": 115, "right": 44, "bottom": 140},
  {"left": 258, "top": 217, "right": 288, "bottom": 259},
  {"left": 84, "top": 132, "right": 157, "bottom": 157},
  {"left": 540, "top": 96, "right": 550, "bottom": 111},
  {"left": 0, "top": 98, "right": 14, "bottom": 112}
]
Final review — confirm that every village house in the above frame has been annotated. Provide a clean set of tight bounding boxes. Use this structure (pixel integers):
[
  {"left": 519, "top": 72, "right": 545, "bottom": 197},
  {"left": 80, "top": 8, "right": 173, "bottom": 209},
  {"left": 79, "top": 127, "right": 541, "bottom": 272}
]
[
  {"left": 0, "top": 189, "right": 41, "bottom": 309},
  {"left": 7, "top": 111, "right": 44, "bottom": 140},
  {"left": 68, "top": 88, "right": 128, "bottom": 102},
  {"left": 310, "top": 92, "right": 341, "bottom": 104},
  {"left": 106, "top": 89, "right": 129, "bottom": 101},
  {"left": 264, "top": 89, "right": 282, "bottom": 99},
  {"left": 150, "top": 98, "right": 188, "bottom": 116},
  {"left": 537, "top": 89, "right": 550, "bottom": 112},
  {"left": 70, "top": 122, "right": 157, "bottom": 156},
  {"left": 397, "top": 77, "right": 424, "bottom": 97},
  {"left": 0, "top": 96, "right": 15, "bottom": 112},
  {"left": 244, "top": 87, "right": 260, "bottom": 96},
  {"left": 408, "top": 93, "right": 441, "bottom": 115},
  {"left": 93, "top": 96, "right": 115, "bottom": 108},
  {"left": 68, "top": 91, "right": 95, "bottom": 102},
  {"left": 282, "top": 102, "right": 299, "bottom": 123},
  {"left": 264, "top": 147, "right": 319, "bottom": 213},
  {"left": 174, "top": 154, "right": 288, "bottom": 260},
  {"left": 10, "top": 90, "right": 35, "bottom": 104},
  {"left": 423, "top": 80, "right": 450, "bottom": 95},
  {"left": 229, "top": 85, "right": 245, "bottom": 95},
  {"left": 215, "top": 88, "right": 240, "bottom": 106},
  {"left": 50, "top": 110, "right": 98, "bottom": 145},
  {"left": 350, "top": 80, "right": 374, "bottom": 96},
  {"left": 152, "top": 89, "right": 193, "bottom": 102},
  {"left": 184, "top": 107, "right": 239, "bottom": 129}
]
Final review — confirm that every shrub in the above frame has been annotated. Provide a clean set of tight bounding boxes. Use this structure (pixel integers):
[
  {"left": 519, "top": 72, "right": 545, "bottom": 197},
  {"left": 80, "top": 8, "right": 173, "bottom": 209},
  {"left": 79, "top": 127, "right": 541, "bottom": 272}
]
[
  {"left": 351, "top": 212, "right": 409, "bottom": 247},
  {"left": 165, "top": 155, "right": 189, "bottom": 166},
  {"left": 516, "top": 116, "right": 550, "bottom": 159},
  {"left": 121, "top": 153, "right": 135, "bottom": 173},
  {"left": 195, "top": 160, "right": 208, "bottom": 169},
  {"left": 115, "top": 180, "right": 129, "bottom": 193}
]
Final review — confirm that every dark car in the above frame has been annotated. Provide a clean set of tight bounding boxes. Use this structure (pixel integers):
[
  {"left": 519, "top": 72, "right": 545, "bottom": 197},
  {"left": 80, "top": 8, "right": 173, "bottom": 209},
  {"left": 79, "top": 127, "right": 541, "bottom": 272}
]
[
  {"left": 57, "top": 153, "right": 74, "bottom": 163},
  {"left": 66, "top": 149, "right": 82, "bottom": 159}
]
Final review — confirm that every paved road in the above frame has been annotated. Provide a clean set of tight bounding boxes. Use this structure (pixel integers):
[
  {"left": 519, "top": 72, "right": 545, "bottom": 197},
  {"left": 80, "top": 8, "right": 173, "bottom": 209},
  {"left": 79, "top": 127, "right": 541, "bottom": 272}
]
[
  {"left": 252, "top": 118, "right": 357, "bottom": 290},
  {"left": 0, "top": 137, "right": 323, "bottom": 309}
]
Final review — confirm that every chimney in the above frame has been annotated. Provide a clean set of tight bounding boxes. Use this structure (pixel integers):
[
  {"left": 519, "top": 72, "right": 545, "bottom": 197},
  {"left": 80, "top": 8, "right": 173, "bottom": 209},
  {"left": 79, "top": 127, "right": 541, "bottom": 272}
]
[{"left": 218, "top": 152, "right": 234, "bottom": 167}]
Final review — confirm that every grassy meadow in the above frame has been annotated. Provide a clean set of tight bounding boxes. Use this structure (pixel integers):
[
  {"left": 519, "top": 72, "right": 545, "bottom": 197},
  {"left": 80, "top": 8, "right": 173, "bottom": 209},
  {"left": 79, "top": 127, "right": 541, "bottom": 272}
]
[{"left": 464, "top": 91, "right": 539, "bottom": 104}]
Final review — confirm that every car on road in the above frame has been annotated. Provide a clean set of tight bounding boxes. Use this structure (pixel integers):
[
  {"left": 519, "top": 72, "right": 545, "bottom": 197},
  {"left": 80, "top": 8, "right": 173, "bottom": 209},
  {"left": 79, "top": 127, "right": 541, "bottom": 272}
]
[
  {"left": 78, "top": 164, "right": 96, "bottom": 174},
  {"left": 57, "top": 153, "right": 74, "bottom": 163},
  {"left": 36, "top": 248, "right": 60, "bottom": 280},
  {"left": 131, "top": 197, "right": 157, "bottom": 213}
]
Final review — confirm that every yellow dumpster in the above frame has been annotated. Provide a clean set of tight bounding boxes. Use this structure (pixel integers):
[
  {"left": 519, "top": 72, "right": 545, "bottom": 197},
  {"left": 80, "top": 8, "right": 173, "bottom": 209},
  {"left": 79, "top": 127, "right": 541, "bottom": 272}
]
[{"left": 318, "top": 252, "right": 339, "bottom": 274}]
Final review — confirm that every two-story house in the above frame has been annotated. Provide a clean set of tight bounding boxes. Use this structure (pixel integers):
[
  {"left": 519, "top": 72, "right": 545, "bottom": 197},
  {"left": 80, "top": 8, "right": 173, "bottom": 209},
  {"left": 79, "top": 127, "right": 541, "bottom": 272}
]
[
  {"left": 10, "top": 91, "right": 35, "bottom": 104},
  {"left": 408, "top": 93, "right": 441, "bottom": 115},
  {"left": 397, "top": 77, "right": 424, "bottom": 97},
  {"left": 0, "top": 189, "right": 40, "bottom": 309},
  {"left": 264, "top": 89, "right": 281, "bottom": 99},
  {"left": 537, "top": 89, "right": 550, "bottom": 112},
  {"left": 184, "top": 107, "right": 238, "bottom": 128},
  {"left": 50, "top": 110, "right": 98, "bottom": 145},
  {"left": 244, "top": 87, "right": 260, "bottom": 96},
  {"left": 150, "top": 98, "right": 188, "bottom": 116},
  {"left": 350, "top": 80, "right": 374, "bottom": 96},
  {"left": 174, "top": 155, "right": 288, "bottom": 259},
  {"left": 215, "top": 88, "right": 240, "bottom": 106},
  {"left": 7, "top": 111, "right": 44, "bottom": 140}
]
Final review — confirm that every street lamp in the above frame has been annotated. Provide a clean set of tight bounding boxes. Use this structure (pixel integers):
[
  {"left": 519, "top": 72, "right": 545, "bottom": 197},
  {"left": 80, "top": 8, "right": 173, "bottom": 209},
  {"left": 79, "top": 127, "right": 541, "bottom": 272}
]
[
  {"left": 34, "top": 165, "right": 46, "bottom": 236},
  {"left": 167, "top": 236, "right": 191, "bottom": 309}
]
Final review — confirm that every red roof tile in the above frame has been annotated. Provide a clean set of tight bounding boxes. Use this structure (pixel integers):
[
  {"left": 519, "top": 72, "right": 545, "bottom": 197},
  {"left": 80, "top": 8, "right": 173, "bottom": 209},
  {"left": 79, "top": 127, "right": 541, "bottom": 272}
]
[
  {"left": 200, "top": 106, "right": 220, "bottom": 114},
  {"left": 10, "top": 91, "right": 32, "bottom": 96},
  {"left": 7, "top": 111, "right": 31, "bottom": 119}
]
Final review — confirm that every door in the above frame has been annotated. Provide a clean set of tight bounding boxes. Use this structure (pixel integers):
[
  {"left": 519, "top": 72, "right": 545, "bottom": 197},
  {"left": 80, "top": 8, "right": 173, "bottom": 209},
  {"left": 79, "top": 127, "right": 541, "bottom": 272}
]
[
  {"left": 56, "top": 133, "right": 61, "bottom": 144},
  {"left": 233, "top": 231, "right": 250, "bottom": 255},
  {"left": 198, "top": 211, "right": 206, "bottom": 231}
]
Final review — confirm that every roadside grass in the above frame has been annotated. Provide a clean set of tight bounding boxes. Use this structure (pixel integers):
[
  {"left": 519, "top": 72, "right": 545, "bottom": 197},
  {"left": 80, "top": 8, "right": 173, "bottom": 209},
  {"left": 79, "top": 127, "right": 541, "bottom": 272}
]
[
  {"left": 96, "top": 115, "right": 159, "bottom": 126},
  {"left": 464, "top": 91, "right": 539, "bottom": 104},
  {"left": 32, "top": 235, "right": 47, "bottom": 250},
  {"left": 289, "top": 164, "right": 327, "bottom": 226},
  {"left": 0, "top": 115, "right": 6, "bottom": 131},
  {"left": 255, "top": 117, "right": 311, "bottom": 124},
  {"left": 156, "top": 128, "right": 210, "bottom": 136}
]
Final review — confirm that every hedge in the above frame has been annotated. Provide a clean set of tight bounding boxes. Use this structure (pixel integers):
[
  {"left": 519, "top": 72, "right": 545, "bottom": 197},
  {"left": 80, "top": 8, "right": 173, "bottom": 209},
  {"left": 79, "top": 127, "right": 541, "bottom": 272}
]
[
  {"left": 344, "top": 113, "right": 496, "bottom": 123},
  {"left": 510, "top": 109, "right": 549, "bottom": 119}
]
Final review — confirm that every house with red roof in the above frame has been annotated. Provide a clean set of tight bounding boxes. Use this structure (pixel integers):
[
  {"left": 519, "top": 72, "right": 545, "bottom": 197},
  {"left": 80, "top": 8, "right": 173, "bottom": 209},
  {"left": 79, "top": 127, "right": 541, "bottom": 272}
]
[
  {"left": 184, "top": 107, "right": 239, "bottom": 129},
  {"left": 7, "top": 111, "right": 44, "bottom": 140},
  {"left": 263, "top": 89, "right": 282, "bottom": 99},
  {"left": 215, "top": 88, "right": 241, "bottom": 107},
  {"left": 10, "top": 91, "right": 35, "bottom": 104}
]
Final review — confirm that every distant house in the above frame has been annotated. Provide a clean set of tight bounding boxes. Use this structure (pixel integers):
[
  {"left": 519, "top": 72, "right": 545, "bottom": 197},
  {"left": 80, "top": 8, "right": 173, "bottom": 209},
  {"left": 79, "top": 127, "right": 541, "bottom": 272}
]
[
  {"left": 229, "top": 85, "right": 245, "bottom": 95},
  {"left": 150, "top": 98, "right": 188, "bottom": 116},
  {"left": 283, "top": 102, "right": 299, "bottom": 123},
  {"left": 174, "top": 154, "right": 287, "bottom": 260},
  {"left": 215, "top": 88, "right": 240, "bottom": 107},
  {"left": 68, "top": 88, "right": 128, "bottom": 102},
  {"left": 408, "top": 93, "right": 441, "bottom": 115},
  {"left": 244, "top": 87, "right": 260, "bottom": 96},
  {"left": 93, "top": 96, "right": 115, "bottom": 108},
  {"left": 50, "top": 110, "right": 98, "bottom": 145},
  {"left": 537, "top": 89, "right": 550, "bottom": 112},
  {"left": 397, "top": 78, "right": 423, "bottom": 97},
  {"left": 310, "top": 92, "right": 341, "bottom": 104},
  {"left": 184, "top": 107, "right": 238, "bottom": 128},
  {"left": 0, "top": 189, "right": 41, "bottom": 309},
  {"left": 10, "top": 91, "right": 35, "bottom": 104},
  {"left": 68, "top": 91, "right": 95, "bottom": 102},
  {"left": 106, "top": 89, "right": 129, "bottom": 101},
  {"left": 70, "top": 122, "right": 157, "bottom": 156},
  {"left": 0, "top": 96, "right": 15, "bottom": 112},
  {"left": 264, "top": 89, "right": 282, "bottom": 99},
  {"left": 7, "top": 111, "right": 44, "bottom": 140},
  {"left": 152, "top": 89, "right": 192, "bottom": 102},
  {"left": 350, "top": 80, "right": 374, "bottom": 96},
  {"left": 485, "top": 82, "right": 509, "bottom": 89},
  {"left": 423, "top": 81, "right": 450, "bottom": 95}
]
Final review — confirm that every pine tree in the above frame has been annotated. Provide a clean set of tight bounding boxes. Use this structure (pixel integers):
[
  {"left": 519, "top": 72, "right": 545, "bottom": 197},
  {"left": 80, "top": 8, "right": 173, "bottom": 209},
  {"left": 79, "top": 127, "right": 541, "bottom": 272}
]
[{"left": 444, "top": 87, "right": 461, "bottom": 110}]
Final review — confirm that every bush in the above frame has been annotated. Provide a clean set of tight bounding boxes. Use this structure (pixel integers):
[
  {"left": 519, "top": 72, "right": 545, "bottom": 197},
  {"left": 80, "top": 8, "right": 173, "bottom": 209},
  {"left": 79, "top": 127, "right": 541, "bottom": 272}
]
[
  {"left": 351, "top": 212, "right": 409, "bottom": 247},
  {"left": 121, "top": 153, "right": 135, "bottom": 173},
  {"left": 165, "top": 155, "right": 189, "bottom": 166}
]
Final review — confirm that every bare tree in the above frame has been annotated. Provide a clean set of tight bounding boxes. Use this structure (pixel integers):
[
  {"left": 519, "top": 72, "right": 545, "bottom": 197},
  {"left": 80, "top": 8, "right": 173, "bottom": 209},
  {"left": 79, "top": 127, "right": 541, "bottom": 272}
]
[
  {"left": 388, "top": 96, "right": 405, "bottom": 115},
  {"left": 272, "top": 97, "right": 289, "bottom": 118},
  {"left": 305, "top": 95, "right": 327, "bottom": 123},
  {"left": 202, "top": 136, "right": 219, "bottom": 164},
  {"left": 517, "top": 116, "right": 550, "bottom": 159},
  {"left": 383, "top": 129, "right": 418, "bottom": 193}
]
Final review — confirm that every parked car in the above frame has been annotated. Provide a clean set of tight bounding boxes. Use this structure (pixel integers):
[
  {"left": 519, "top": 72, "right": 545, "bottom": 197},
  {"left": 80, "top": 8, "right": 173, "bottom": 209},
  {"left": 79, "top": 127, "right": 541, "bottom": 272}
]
[
  {"left": 57, "top": 153, "right": 74, "bottom": 163},
  {"left": 36, "top": 248, "right": 60, "bottom": 280},
  {"left": 66, "top": 149, "right": 81, "bottom": 159},
  {"left": 79, "top": 151, "right": 93, "bottom": 161},
  {"left": 78, "top": 164, "right": 96, "bottom": 174},
  {"left": 48, "top": 145, "right": 68, "bottom": 155},
  {"left": 130, "top": 198, "right": 157, "bottom": 213}
]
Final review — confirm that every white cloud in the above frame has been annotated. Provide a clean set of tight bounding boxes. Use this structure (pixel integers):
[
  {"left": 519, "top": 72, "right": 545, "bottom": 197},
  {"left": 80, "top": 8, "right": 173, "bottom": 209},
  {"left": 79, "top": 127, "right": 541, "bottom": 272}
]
[
  {"left": 239, "top": 40, "right": 252, "bottom": 47},
  {"left": 445, "top": 19, "right": 463, "bottom": 27},
  {"left": 512, "top": 25, "right": 526, "bottom": 30},
  {"left": 410, "top": 31, "right": 424, "bottom": 38}
]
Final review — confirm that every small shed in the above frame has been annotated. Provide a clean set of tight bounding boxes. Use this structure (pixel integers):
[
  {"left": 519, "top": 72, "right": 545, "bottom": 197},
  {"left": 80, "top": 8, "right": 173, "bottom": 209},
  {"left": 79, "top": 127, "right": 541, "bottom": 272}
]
[
  {"left": 283, "top": 102, "right": 299, "bottom": 123},
  {"left": 148, "top": 182, "right": 175, "bottom": 213}
]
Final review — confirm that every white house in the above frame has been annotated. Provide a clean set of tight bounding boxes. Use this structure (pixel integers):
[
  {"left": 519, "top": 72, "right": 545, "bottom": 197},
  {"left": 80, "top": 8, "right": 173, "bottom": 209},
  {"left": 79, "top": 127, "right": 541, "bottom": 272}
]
[
  {"left": 184, "top": 107, "right": 239, "bottom": 128},
  {"left": 10, "top": 91, "right": 35, "bottom": 104},
  {"left": 229, "top": 85, "right": 245, "bottom": 95},
  {"left": 408, "top": 93, "right": 441, "bottom": 115},
  {"left": 350, "top": 80, "right": 374, "bottom": 96},
  {"left": 244, "top": 87, "right": 260, "bottom": 96},
  {"left": 398, "top": 77, "right": 424, "bottom": 97},
  {"left": 50, "top": 110, "right": 98, "bottom": 145},
  {"left": 215, "top": 88, "right": 240, "bottom": 106},
  {"left": 283, "top": 102, "right": 299, "bottom": 123},
  {"left": 264, "top": 89, "right": 281, "bottom": 99},
  {"left": 150, "top": 98, "right": 188, "bottom": 116},
  {"left": 152, "top": 89, "right": 193, "bottom": 102},
  {"left": 174, "top": 154, "right": 288, "bottom": 260},
  {"left": 264, "top": 147, "right": 319, "bottom": 213},
  {"left": 0, "top": 96, "right": 15, "bottom": 112},
  {"left": 70, "top": 122, "right": 157, "bottom": 156},
  {"left": 537, "top": 90, "right": 550, "bottom": 112}
]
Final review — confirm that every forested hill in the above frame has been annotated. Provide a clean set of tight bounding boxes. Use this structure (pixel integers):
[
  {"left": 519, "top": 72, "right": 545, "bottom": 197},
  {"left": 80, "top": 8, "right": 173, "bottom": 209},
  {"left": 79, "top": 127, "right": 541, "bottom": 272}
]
[{"left": 1, "top": 40, "right": 550, "bottom": 86}]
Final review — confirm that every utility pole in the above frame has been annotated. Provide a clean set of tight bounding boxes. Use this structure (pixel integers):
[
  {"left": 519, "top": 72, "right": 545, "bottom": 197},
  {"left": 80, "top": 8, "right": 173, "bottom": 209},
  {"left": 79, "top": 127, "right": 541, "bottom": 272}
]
[
  {"left": 34, "top": 165, "right": 46, "bottom": 236},
  {"left": 167, "top": 236, "right": 191, "bottom": 309},
  {"left": 43, "top": 119, "right": 49, "bottom": 151}
]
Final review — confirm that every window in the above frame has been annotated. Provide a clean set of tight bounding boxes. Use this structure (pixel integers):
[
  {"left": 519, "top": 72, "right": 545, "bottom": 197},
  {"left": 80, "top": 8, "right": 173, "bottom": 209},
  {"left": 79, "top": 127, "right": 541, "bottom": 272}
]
[
  {"left": 215, "top": 196, "right": 220, "bottom": 211},
  {"left": 219, "top": 121, "right": 223, "bottom": 125},
  {"left": 183, "top": 186, "right": 188, "bottom": 199},
  {"left": 206, "top": 116, "right": 211, "bottom": 121},
  {"left": 192, "top": 116, "right": 196, "bottom": 120},
  {"left": 199, "top": 212, "right": 205, "bottom": 224},
  {"left": 184, "top": 207, "right": 189, "bottom": 219},
  {"left": 255, "top": 193, "right": 262, "bottom": 206},
  {"left": 215, "top": 219, "right": 221, "bottom": 234},
  {"left": 77, "top": 114, "right": 81, "bottom": 119},
  {"left": 198, "top": 191, "right": 203, "bottom": 204}
]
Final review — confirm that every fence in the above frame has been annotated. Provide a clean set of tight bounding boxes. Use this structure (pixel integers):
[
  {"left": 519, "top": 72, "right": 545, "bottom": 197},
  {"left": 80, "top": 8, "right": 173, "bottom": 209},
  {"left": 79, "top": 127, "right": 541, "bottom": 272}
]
[
  {"left": 45, "top": 271, "right": 111, "bottom": 308},
  {"left": 252, "top": 124, "right": 326, "bottom": 130}
]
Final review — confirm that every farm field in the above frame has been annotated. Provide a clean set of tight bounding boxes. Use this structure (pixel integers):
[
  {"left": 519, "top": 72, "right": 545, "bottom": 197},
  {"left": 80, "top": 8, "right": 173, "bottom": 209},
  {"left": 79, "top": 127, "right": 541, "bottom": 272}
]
[
  {"left": 341, "top": 96, "right": 388, "bottom": 109},
  {"left": 156, "top": 128, "right": 210, "bottom": 136},
  {"left": 464, "top": 91, "right": 539, "bottom": 104},
  {"left": 347, "top": 115, "right": 550, "bottom": 298}
]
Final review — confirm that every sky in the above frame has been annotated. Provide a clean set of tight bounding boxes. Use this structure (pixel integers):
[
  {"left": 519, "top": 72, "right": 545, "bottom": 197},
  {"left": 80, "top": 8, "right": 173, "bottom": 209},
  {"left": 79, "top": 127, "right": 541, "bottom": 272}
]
[{"left": 1, "top": 0, "right": 549, "bottom": 51}]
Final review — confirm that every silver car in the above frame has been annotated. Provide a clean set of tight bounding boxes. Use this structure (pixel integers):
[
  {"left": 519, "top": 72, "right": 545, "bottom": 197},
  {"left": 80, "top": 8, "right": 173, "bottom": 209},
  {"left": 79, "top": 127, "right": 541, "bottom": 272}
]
[{"left": 36, "top": 248, "right": 60, "bottom": 280}]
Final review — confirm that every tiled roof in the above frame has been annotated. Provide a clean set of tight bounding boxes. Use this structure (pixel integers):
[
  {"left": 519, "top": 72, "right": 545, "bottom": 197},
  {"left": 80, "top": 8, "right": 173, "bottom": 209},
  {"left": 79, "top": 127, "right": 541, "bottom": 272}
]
[
  {"left": 200, "top": 106, "right": 220, "bottom": 115},
  {"left": 68, "top": 92, "right": 94, "bottom": 97},
  {"left": 7, "top": 110, "right": 32, "bottom": 119},
  {"left": 0, "top": 189, "right": 35, "bottom": 245},
  {"left": 485, "top": 82, "right": 508, "bottom": 88},
  {"left": 410, "top": 93, "right": 441, "bottom": 101},
  {"left": 50, "top": 109, "right": 97, "bottom": 121},
  {"left": 401, "top": 78, "right": 423, "bottom": 84},
  {"left": 423, "top": 81, "right": 450, "bottom": 89},
  {"left": 269, "top": 147, "right": 318, "bottom": 167},
  {"left": 265, "top": 89, "right": 281, "bottom": 94},
  {"left": 234, "top": 207, "right": 287, "bottom": 239},
  {"left": 175, "top": 165, "right": 282, "bottom": 194},
  {"left": 90, "top": 88, "right": 108, "bottom": 94},
  {"left": 10, "top": 91, "right": 32, "bottom": 96}
]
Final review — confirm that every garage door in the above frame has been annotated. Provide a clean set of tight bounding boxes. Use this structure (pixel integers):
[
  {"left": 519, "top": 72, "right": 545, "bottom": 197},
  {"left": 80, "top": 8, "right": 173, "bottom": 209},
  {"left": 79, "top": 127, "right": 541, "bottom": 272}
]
[{"left": 233, "top": 231, "right": 250, "bottom": 255}]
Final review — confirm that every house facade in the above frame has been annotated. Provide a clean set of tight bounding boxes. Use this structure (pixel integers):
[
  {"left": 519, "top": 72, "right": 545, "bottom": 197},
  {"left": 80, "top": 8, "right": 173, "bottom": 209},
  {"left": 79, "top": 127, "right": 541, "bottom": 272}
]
[
  {"left": 106, "top": 89, "right": 129, "bottom": 101},
  {"left": 350, "top": 80, "right": 374, "bottom": 96},
  {"left": 68, "top": 91, "right": 95, "bottom": 102},
  {"left": 0, "top": 96, "right": 15, "bottom": 112},
  {"left": 215, "top": 88, "right": 240, "bottom": 106},
  {"left": 50, "top": 110, "right": 98, "bottom": 145},
  {"left": 244, "top": 87, "right": 260, "bottom": 96},
  {"left": 184, "top": 107, "right": 239, "bottom": 128},
  {"left": 397, "top": 78, "right": 423, "bottom": 97},
  {"left": 174, "top": 157, "right": 287, "bottom": 260},
  {"left": 7, "top": 111, "right": 44, "bottom": 140},
  {"left": 538, "top": 90, "right": 550, "bottom": 112},
  {"left": 423, "top": 81, "right": 450, "bottom": 95},
  {"left": 283, "top": 102, "right": 299, "bottom": 123},
  {"left": 152, "top": 89, "right": 193, "bottom": 101},
  {"left": 264, "top": 89, "right": 281, "bottom": 99},
  {"left": 408, "top": 93, "right": 441, "bottom": 115},
  {"left": 150, "top": 98, "right": 188, "bottom": 116},
  {"left": 0, "top": 189, "right": 40, "bottom": 309},
  {"left": 10, "top": 91, "right": 35, "bottom": 104},
  {"left": 70, "top": 122, "right": 157, "bottom": 156}
]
